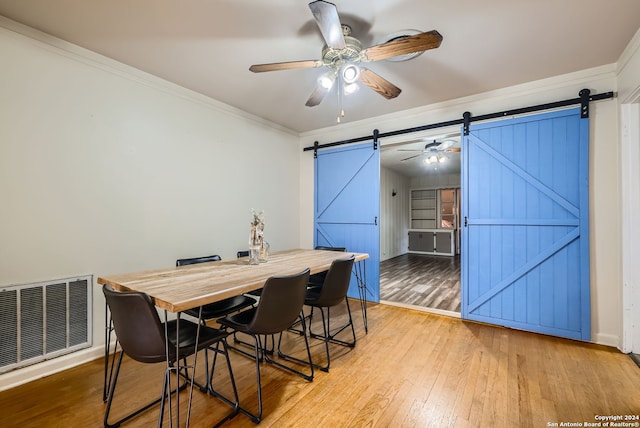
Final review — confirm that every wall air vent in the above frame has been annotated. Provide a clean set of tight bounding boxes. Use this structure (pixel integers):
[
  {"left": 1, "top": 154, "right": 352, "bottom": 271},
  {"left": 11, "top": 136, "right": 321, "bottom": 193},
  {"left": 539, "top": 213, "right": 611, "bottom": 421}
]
[{"left": 0, "top": 276, "right": 92, "bottom": 374}]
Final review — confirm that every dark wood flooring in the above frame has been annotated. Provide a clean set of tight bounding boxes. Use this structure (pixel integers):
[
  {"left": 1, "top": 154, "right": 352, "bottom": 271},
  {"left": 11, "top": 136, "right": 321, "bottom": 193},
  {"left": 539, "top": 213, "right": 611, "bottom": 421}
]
[{"left": 380, "top": 253, "right": 461, "bottom": 312}]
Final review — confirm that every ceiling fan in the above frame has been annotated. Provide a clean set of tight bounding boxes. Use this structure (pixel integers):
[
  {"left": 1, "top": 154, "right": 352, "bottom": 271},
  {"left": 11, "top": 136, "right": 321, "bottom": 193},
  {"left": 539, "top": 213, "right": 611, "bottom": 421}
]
[
  {"left": 249, "top": 0, "right": 443, "bottom": 114},
  {"left": 400, "top": 140, "right": 461, "bottom": 162}
]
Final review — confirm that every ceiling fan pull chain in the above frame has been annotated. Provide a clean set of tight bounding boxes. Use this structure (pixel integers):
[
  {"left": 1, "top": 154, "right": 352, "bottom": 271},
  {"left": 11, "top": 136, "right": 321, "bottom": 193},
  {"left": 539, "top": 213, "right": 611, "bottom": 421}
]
[{"left": 337, "top": 75, "right": 344, "bottom": 123}]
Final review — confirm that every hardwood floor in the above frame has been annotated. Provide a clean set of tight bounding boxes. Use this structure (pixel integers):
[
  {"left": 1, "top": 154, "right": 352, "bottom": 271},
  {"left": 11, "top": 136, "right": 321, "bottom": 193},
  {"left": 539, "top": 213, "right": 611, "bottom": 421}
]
[
  {"left": 380, "top": 253, "right": 461, "bottom": 312},
  {"left": 1, "top": 303, "right": 639, "bottom": 427}
]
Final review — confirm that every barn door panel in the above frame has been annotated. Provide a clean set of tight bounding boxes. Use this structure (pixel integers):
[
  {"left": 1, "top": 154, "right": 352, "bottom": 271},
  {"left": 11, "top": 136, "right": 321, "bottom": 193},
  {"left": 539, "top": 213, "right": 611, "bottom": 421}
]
[
  {"left": 462, "top": 108, "right": 590, "bottom": 340},
  {"left": 314, "top": 142, "right": 380, "bottom": 301}
]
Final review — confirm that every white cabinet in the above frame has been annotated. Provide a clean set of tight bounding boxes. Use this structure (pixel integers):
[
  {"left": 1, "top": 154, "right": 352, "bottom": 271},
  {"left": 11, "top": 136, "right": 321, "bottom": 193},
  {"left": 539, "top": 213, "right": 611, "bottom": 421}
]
[{"left": 408, "top": 229, "right": 454, "bottom": 256}]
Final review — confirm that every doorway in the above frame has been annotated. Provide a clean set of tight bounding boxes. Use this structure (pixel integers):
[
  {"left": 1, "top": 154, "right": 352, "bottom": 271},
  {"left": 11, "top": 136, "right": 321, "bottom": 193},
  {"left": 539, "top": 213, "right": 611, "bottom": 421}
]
[
  {"left": 379, "top": 133, "right": 462, "bottom": 315},
  {"left": 380, "top": 252, "right": 460, "bottom": 311}
]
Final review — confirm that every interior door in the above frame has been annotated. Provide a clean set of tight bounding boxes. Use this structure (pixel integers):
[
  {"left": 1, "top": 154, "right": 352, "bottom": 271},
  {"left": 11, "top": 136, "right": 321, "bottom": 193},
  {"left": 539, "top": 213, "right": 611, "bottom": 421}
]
[
  {"left": 314, "top": 142, "right": 380, "bottom": 302},
  {"left": 462, "top": 107, "right": 590, "bottom": 341}
]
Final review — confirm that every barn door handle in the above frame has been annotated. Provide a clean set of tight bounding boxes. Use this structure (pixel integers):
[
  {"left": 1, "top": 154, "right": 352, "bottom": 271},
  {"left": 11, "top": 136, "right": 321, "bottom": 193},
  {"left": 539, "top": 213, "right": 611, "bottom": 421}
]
[
  {"left": 464, "top": 216, "right": 468, "bottom": 227},
  {"left": 374, "top": 216, "right": 378, "bottom": 225}
]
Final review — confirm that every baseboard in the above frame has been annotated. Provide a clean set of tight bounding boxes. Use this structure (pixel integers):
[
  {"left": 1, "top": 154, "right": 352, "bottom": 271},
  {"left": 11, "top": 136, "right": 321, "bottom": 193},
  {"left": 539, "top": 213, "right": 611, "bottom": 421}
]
[
  {"left": 380, "top": 300, "right": 461, "bottom": 318},
  {"left": 592, "top": 332, "right": 620, "bottom": 348},
  {"left": 0, "top": 345, "right": 105, "bottom": 392}
]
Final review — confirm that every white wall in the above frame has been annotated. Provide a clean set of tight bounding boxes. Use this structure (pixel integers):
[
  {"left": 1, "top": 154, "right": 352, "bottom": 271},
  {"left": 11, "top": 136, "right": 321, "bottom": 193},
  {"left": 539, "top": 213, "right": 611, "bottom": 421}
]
[
  {"left": 380, "top": 167, "right": 409, "bottom": 261},
  {"left": 299, "top": 65, "right": 621, "bottom": 347},
  {"left": 0, "top": 22, "right": 300, "bottom": 389}
]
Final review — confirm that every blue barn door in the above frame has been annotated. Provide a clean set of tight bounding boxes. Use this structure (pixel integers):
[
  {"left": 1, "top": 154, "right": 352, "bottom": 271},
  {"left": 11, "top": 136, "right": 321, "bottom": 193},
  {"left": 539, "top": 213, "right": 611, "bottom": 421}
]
[
  {"left": 314, "top": 142, "right": 380, "bottom": 302},
  {"left": 461, "top": 108, "right": 590, "bottom": 341}
]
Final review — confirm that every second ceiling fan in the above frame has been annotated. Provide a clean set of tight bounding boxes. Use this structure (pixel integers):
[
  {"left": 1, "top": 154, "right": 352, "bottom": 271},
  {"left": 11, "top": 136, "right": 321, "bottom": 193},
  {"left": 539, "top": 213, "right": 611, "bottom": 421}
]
[
  {"left": 400, "top": 140, "right": 461, "bottom": 163},
  {"left": 249, "top": 0, "right": 443, "bottom": 113}
]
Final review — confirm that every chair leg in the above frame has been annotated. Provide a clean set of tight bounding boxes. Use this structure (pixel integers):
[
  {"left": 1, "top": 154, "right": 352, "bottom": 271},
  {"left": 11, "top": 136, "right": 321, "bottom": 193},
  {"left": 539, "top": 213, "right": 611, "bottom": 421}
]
[
  {"left": 206, "top": 339, "right": 241, "bottom": 427},
  {"left": 287, "top": 306, "right": 313, "bottom": 336},
  {"left": 231, "top": 332, "right": 274, "bottom": 360},
  {"left": 103, "top": 337, "right": 119, "bottom": 403},
  {"left": 103, "top": 307, "right": 120, "bottom": 403},
  {"left": 308, "top": 298, "right": 357, "bottom": 372},
  {"left": 234, "top": 335, "right": 263, "bottom": 424},
  {"left": 274, "top": 313, "right": 315, "bottom": 381},
  {"left": 103, "top": 351, "right": 188, "bottom": 428},
  {"left": 176, "top": 350, "right": 210, "bottom": 393}
]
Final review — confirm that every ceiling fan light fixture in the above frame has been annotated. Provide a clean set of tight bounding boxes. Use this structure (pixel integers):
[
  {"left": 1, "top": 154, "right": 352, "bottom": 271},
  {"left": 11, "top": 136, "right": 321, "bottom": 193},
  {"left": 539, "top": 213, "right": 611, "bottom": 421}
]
[
  {"left": 342, "top": 64, "right": 360, "bottom": 84},
  {"left": 344, "top": 82, "right": 359, "bottom": 94},
  {"left": 319, "top": 72, "right": 336, "bottom": 90},
  {"left": 438, "top": 154, "right": 447, "bottom": 163},
  {"left": 425, "top": 155, "right": 438, "bottom": 164}
]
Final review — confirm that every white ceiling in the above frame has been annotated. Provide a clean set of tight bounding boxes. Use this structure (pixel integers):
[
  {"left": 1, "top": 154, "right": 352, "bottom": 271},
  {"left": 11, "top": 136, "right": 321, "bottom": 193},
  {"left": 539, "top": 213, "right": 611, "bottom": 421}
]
[
  {"left": 1, "top": 1, "right": 639, "bottom": 179},
  {"left": 1, "top": 0, "right": 639, "bottom": 136}
]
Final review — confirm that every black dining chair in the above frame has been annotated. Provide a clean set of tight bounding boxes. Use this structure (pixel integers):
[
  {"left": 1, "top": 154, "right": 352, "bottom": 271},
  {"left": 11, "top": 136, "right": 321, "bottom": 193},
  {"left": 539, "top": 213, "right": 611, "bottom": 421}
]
[
  {"left": 176, "top": 255, "right": 258, "bottom": 387},
  {"left": 231, "top": 250, "right": 274, "bottom": 353},
  {"left": 287, "top": 245, "right": 347, "bottom": 338},
  {"left": 102, "top": 285, "right": 239, "bottom": 428},
  {"left": 308, "top": 246, "right": 347, "bottom": 289},
  {"left": 176, "top": 255, "right": 257, "bottom": 321},
  {"left": 216, "top": 269, "right": 314, "bottom": 423},
  {"left": 286, "top": 256, "right": 356, "bottom": 372},
  {"left": 237, "top": 250, "right": 263, "bottom": 297}
]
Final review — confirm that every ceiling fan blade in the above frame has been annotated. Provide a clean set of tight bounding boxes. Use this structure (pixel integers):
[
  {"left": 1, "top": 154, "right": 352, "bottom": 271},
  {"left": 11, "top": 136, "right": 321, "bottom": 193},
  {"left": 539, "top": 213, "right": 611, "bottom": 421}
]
[
  {"left": 359, "top": 68, "right": 401, "bottom": 99},
  {"left": 249, "top": 60, "right": 323, "bottom": 73},
  {"left": 401, "top": 154, "right": 423, "bottom": 161},
  {"left": 305, "top": 84, "right": 329, "bottom": 107},
  {"left": 361, "top": 30, "right": 443, "bottom": 62},
  {"left": 309, "top": 0, "right": 346, "bottom": 49}
]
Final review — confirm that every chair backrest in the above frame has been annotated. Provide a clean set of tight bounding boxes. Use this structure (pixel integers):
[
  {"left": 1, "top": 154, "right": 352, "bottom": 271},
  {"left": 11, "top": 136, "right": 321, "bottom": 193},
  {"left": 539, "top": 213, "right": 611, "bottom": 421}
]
[
  {"left": 176, "top": 254, "right": 222, "bottom": 266},
  {"left": 315, "top": 246, "right": 347, "bottom": 252},
  {"left": 103, "top": 285, "right": 169, "bottom": 364},
  {"left": 309, "top": 246, "right": 347, "bottom": 285},
  {"left": 247, "top": 269, "right": 310, "bottom": 335},
  {"left": 237, "top": 251, "right": 249, "bottom": 258},
  {"left": 312, "top": 256, "right": 355, "bottom": 307}
]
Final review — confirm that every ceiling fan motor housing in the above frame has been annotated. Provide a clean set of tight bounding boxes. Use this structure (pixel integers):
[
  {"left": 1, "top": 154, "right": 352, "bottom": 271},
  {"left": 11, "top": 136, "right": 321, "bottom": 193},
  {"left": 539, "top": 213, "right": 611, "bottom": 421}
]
[{"left": 322, "top": 34, "right": 362, "bottom": 66}]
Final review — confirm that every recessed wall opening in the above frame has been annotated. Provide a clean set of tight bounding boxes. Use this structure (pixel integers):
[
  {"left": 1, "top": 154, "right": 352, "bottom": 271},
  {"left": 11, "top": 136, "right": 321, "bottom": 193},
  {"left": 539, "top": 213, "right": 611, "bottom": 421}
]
[{"left": 379, "top": 133, "right": 461, "bottom": 316}]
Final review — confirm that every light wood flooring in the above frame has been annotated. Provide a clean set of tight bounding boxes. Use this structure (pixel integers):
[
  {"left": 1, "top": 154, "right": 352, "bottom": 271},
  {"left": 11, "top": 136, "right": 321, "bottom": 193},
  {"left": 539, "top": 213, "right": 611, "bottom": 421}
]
[
  {"left": 1, "top": 303, "right": 639, "bottom": 427},
  {"left": 381, "top": 253, "right": 461, "bottom": 312}
]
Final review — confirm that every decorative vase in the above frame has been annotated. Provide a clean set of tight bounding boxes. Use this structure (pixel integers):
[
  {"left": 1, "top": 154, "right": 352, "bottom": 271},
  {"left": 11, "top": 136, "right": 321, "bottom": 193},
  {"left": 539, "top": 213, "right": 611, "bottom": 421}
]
[
  {"left": 249, "top": 209, "right": 265, "bottom": 265},
  {"left": 259, "top": 241, "right": 270, "bottom": 263},
  {"left": 248, "top": 245, "right": 261, "bottom": 265}
]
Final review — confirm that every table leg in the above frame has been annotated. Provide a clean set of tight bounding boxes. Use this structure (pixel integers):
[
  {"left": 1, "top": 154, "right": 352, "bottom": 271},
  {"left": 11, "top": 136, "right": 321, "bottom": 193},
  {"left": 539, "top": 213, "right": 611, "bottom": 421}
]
[
  {"left": 186, "top": 307, "right": 203, "bottom": 426},
  {"left": 162, "top": 309, "right": 201, "bottom": 428},
  {"left": 353, "top": 259, "right": 369, "bottom": 334}
]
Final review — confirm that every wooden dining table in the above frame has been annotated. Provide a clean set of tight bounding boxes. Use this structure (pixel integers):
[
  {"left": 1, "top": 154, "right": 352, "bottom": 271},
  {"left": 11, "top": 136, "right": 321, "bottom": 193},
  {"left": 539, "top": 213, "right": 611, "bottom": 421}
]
[
  {"left": 98, "top": 248, "right": 369, "bottom": 312},
  {"left": 97, "top": 248, "right": 369, "bottom": 426}
]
